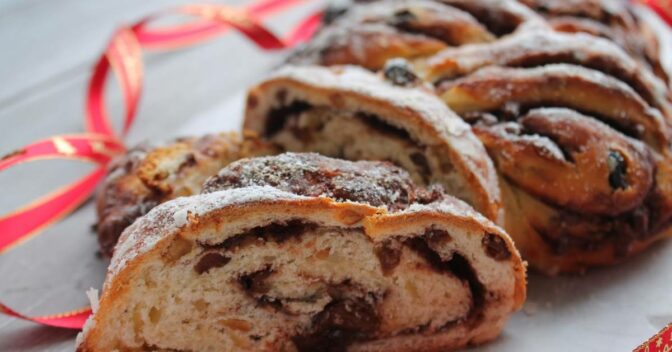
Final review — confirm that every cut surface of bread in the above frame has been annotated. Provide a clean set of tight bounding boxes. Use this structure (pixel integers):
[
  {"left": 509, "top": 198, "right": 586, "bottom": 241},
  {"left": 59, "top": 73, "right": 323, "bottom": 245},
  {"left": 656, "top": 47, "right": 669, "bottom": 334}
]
[
  {"left": 244, "top": 64, "right": 501, "bottom": 222},
  {"left": 78, "top": 153, "right": 525, "bottom": 352}
]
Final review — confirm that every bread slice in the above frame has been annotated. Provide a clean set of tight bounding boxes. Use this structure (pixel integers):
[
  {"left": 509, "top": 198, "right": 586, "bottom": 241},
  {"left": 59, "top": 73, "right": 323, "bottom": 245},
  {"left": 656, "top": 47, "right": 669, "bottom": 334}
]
[
  {"left": 244, "top": 64, "right": 501, "bottom": 222},
  {"left": 96, "top": 131, "right": 278, "bottom": 256},
  {"left": 78, "top": 153, "right": 525, "bottom": 352}
]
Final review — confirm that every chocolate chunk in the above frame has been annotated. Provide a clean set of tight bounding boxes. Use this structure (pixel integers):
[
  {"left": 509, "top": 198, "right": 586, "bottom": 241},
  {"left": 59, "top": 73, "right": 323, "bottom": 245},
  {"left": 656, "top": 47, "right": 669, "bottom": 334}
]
[
  {"left": 293, "top": 298, "right": 380, "bottom": 352},
  {"left": 383, "top": 59, "right": 418, "bottom": 86},
  {"left": 390, "top": 9, "right": 417, "bottom": 26},
  {"left": 194, "top": 252, "right": 230, "bottom": 274},
  {"left": 425, "top": 228, "right": 452, "bottom": 248},
  {"left": 607, "top": 150, "right": 628, "bottom": 190},
  {"left": 239, "top": 267, "right": 274, "bottom": 295},
  {"left": 358, "top": 112, "right": 411, "bottom": 139},
  {"left": 410, "top": 152, "right": 431, "bottom": 183},
  {"left": 248, "top": 220, "right": 317, "bottom": 244},
  {"left": 265, "top": 101, "right": 312, "bottom": 137},
  {"left": 481, "top": 234, "right": 511, "bottom": 261},
  {"left": 374, "top": 241, "right": 402, "bottom": 274}
]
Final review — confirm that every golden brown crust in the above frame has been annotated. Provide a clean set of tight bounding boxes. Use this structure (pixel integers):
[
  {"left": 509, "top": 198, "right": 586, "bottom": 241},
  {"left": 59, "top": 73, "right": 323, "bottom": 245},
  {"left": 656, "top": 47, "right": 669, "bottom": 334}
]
[{"left": 95, "top": 131, "right": 279, "bottom": 256}]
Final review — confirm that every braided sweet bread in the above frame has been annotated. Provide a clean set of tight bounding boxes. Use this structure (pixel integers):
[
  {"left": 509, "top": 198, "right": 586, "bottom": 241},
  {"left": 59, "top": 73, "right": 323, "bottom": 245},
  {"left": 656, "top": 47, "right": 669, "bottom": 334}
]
[
  {"left": 78, "top": 153, "right": 525, "bottom": 352},
  {"left": 285, "top": 0, "right": 672, "bottom": 274},
  {"left": 96, "top": 0, "right": 671, "bottom": 273},
  {"left": 96, "top": 131, "right": 279, "bottom": 256}
]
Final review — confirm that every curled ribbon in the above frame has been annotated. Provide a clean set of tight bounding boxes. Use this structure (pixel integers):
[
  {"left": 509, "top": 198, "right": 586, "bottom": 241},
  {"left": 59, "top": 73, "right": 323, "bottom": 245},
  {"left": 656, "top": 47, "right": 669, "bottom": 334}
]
[
  {"left": 0, "top": 0, "right": 669, "bottom": 332},
  {"left": 0, "top": 0, "right": 321, "bottom": 329}
]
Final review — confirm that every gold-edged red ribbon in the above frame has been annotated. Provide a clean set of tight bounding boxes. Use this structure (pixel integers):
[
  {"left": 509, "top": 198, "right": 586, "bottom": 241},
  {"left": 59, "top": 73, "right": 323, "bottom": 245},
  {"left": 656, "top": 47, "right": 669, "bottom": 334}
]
[
  {"left": 634, "top": 323, "right": 672, "bottom": 352},
  {"left": 1, "top": 0, "right": 321, "bottom": 329},
  {"left": 0, "top": 0, "right": 669, "bottom": 332},
  {"left": 86, "top": 0, "right": 323, "bottom": 140},
  {"left": 0, "top": 134, "right": 124, "bottom": 328}
]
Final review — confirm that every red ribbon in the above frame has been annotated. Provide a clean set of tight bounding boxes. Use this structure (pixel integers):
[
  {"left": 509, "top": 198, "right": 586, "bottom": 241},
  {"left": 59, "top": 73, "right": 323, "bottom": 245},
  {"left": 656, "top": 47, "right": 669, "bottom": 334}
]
[
  {"left": 1, "top": 0, "right": 321, "bottom": 329},
  {"left": 0, "top": 0, "right": 669, "bottom": 333},
  {"left": 634, "top": 323, "right": 672, "bottom": 352}
]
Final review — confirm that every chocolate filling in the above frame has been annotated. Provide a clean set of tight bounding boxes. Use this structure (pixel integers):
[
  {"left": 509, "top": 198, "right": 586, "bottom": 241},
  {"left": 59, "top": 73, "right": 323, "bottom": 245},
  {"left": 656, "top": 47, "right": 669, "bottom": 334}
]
[
  {"left": 265, "top": 100, "right": 413, "bottom": 142},
  {"left": 261, "top": 101, "right": 458, "bottom": 197},
  {"left": 239, "top": 266, "right": 274, "bottom": 295},
  {"left": 388, "top": 9, "right": 479, "bottom": 46},
  {"left": 293, "top": 298, "right": 380, "bottom": 352},
  {"left": 405, "top": 236, "right": 485, "bottom": 316},
  {"left": 194, "top": 252, "right": 231, "bottom": 274},
  {"left": 410, "top": 152, "right": 431, "bottom": 184},
  {"left": 482, "top": 233, "right": 511, "bottom": 261},
  {"left": 265, "top": 101, "right": 312, "bottom": 138},
  {"left": 225, "top": 223, "right": 485, "bottom": 351},
  {"left": 374, "top": 240, "right": 402, "bottom": 275},
  {"left": 441, "top": 2, "right": 523, "bottom": 36},
  {"left": 200, "top": 220, "right": 318, "bottom": 251}
]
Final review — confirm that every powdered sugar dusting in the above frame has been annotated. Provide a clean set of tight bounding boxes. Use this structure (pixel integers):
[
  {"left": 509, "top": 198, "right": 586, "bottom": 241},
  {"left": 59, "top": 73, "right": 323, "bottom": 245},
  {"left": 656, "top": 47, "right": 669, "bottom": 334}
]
[
  {"left": 108, "top": 186, "right": 309, "bottom": 279},
  {"left": 428, "top": 30, "right": 670, "bottom": 112},
  {"left": 203, "top": 152, "right": 431, "bottom": 211},
  {"left": 86, "top": 288, "right": 100, "bottom": 313},
  {"left": 270, "top": 65, "right": 470, "bottom": 138},
  {"left": 405, "top": 194, "right": 492, "bottom": 227}
]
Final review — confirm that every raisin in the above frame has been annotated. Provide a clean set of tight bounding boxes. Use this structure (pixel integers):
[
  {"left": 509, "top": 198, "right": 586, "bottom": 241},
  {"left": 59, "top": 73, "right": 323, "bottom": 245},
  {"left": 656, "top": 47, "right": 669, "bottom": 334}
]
[
  {"left": 607, "top": 150, "right": 628, "bottom": 190},
  {"left": 481, "top": 233, "right": 511, "bottom": 261},
  {"left": 383, "top": 59, "right": 418, "bottom": 86},
  {"left": 194, "top": 252, "right": 230, "bottom": 274}
]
